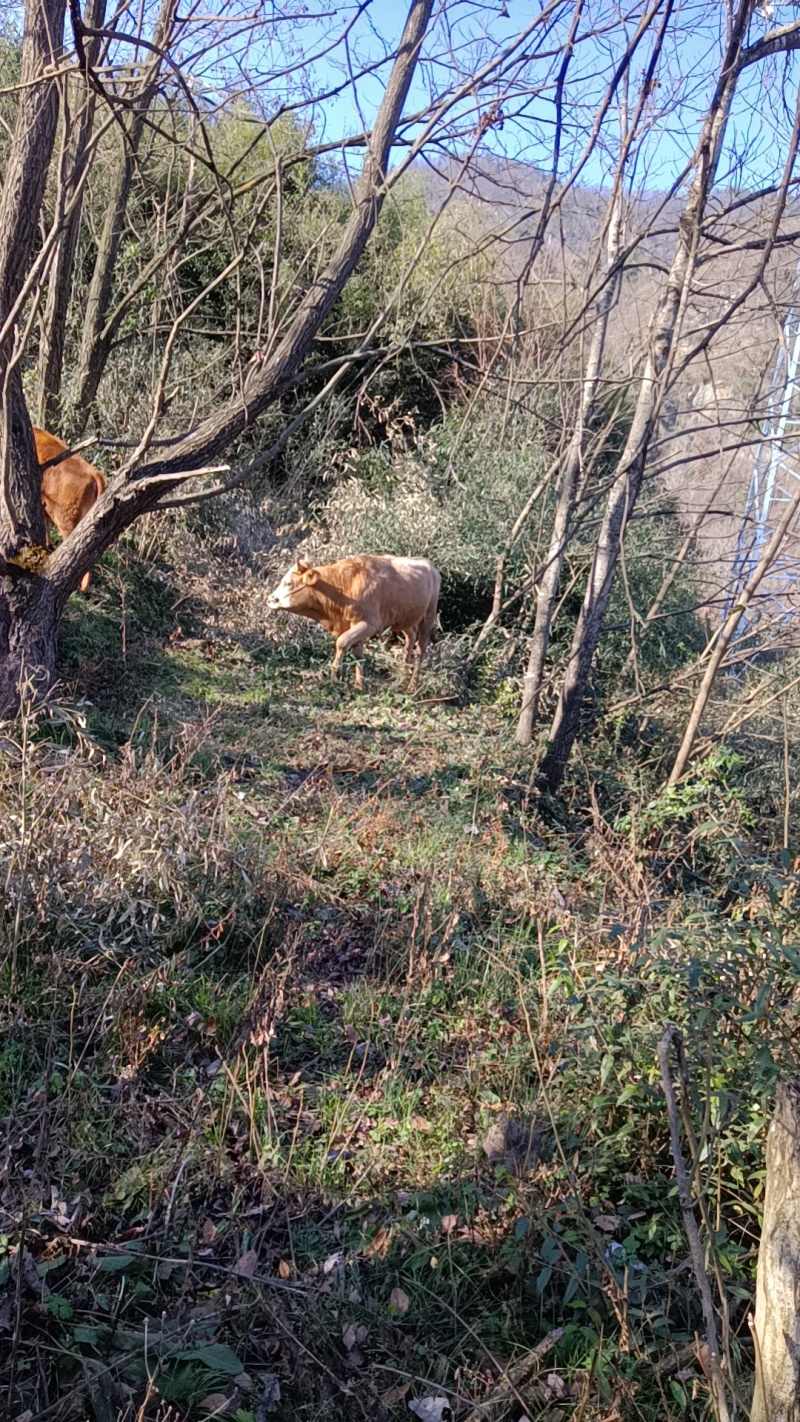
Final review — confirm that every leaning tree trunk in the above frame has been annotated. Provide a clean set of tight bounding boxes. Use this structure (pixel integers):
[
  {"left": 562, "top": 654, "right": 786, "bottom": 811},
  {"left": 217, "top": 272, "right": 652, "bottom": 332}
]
[
  {"left": 750, "top": 1080, "right": 800, "bottom": 1422},
  {"left": 68, "top": 0, "right": 179, "bottom": 436},
  {"left": 515, "top": 0, "right": 680, "bottom": 747},
  {"left": 516, "top": 185, "right": 624, "bottom": 746},
  {"left": 36, "top": 0, "right": 107, "bottom": 430},
  {"left": 0, "top": 0, "right": 66, "bottom": 711},
  {"left": 538, "top": 0, "right": 757, "bottom": 794}
]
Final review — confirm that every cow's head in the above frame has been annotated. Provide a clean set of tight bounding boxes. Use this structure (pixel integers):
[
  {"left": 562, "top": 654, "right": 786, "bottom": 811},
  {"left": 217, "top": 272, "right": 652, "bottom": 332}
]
[{"left": 267, "top": 559, "right": 319, "bottom": 611}]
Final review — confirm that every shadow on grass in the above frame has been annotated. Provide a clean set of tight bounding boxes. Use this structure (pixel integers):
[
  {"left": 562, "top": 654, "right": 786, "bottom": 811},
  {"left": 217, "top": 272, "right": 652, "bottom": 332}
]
[{"left": 0, "top": 876, "right": 742, "bottom": 1422}]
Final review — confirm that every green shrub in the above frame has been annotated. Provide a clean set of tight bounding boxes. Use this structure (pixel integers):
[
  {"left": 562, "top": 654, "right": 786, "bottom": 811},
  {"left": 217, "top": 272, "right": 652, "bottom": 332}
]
[{"left": 309, "top": 400, "right": 550, "bottom": 628}]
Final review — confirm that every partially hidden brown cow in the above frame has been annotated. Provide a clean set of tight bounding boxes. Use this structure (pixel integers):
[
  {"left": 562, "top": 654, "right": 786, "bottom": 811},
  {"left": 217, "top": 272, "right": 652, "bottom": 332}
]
[
  {"left": 34, "top": 428, "right": 107, "bottom": 591},
  {"left": 267, "top": 554, "right": 441, "bottom": 689}
]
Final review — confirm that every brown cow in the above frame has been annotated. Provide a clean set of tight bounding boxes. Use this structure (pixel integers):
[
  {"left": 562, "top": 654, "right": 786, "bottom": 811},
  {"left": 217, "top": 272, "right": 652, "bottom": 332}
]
[
  {"left": 267, "top": 554, "right": 441, "bottom": 689},
  {"left": 34, "top": 428, "right": 106, "bottom": 592}
]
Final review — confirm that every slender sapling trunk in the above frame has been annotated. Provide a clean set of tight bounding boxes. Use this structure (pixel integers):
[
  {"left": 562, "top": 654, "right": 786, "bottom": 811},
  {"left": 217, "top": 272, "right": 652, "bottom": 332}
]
[{"left": 539, "top": 0, "right": 754, "bottom": 792}]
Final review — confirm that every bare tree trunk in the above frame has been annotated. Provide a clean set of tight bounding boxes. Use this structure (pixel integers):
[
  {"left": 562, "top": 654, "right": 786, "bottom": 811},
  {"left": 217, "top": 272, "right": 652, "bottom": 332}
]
[
  {"left": 36, "top": 0, "right": 107, "bottom": 430},
  {"left": 0, "top": 0, "right": 65, "bottom": 706},
  {"left": 0, "top": 0, "right": 65, "bottom": 553},
  {"left": 516, "top": 188, "right": 624, "bottom": 746},
  {"left": 0, "top": 579, "right": 61, "bottom": 711},
  {"left": 68, "top": 0, "right": 179, "bottom": 435},
  {"left": 538, "top": 0, "right": 758, "bottom": 794},
  {"left": 515, "top": 0, "right": 682, "bottom": 746},
  {"left": 750, "top": 1080, "right": 800, "bottom": 1422}
]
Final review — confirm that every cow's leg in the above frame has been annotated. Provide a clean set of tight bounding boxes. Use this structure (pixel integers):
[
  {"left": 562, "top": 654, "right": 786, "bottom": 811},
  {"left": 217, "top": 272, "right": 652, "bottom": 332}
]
[
  {"left": 414, "top": 597, "right": 439, "bottom": 677},
  {"left": 399, "top": 624, "right": 424, "bottom": 687},
  {"left": 409, "top": 617, "right": 434, "bottom": 689},
  {"left": 351, "top": 643, "right": 366, "bottom": 690},
  {"left": 409, "top": 641, "right": 423, "bottom": 689},
  {"left": 333, "top": 620, "right": 373, "bottom": 683}
]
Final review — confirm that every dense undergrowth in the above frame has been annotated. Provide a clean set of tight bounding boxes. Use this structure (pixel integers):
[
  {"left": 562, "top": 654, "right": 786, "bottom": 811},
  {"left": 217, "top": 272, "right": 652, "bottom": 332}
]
[{"left": 0, "top": 530, "right": 798, "bottom": 1422}]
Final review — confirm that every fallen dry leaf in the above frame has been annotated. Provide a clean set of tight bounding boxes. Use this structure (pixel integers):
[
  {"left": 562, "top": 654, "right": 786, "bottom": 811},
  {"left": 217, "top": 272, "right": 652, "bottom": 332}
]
[
  {"left": 365, "top": 1226, "right": 392, "bottom": 1258},
  {"left": 408, "top": 1398, "right": 450, "bottom": 1421},
  {"left": 278, "top": 1259, "right": 292, "bottom": 1279},
  {"left": 342, "top": 1321, "right": 368, "bottom": 1351},
  {"left": 256, "top": 1373, "right": 281, "bottom": 1417},
  {"left": 381, "top": 1381, "right": 410, "bottom": 1406},
  {"left": 482, "top": 1112, "right": 509, "bottom": 1160},
  {"left": 456, "top": 1226, "right": 489, "bottom": 1245},
  {"left": 13, "top": 1250, "right": 48, "bottom": 1298},
  {"left": 199, "top": 1393, "right": 234, "bottom": 1416},
  {"left": 535, "top": 1372, "right": 579, "bottom": 1404},
  {"left": 440, "top": 1214, "right": 457, "bottom": 1234},
  {"left": 389, "top": 1286, "right": 410, "bottom": 1313},
  {"left": 593, "top": 1215, "right": 619, "bottom": 1232},
  {"left": 235, "top": 1249, "right": 259, "bottom": 1277}
]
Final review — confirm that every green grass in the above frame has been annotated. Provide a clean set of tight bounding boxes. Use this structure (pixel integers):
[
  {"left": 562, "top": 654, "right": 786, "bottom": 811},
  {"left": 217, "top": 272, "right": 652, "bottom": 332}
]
[{"left": 0, "top": 540, "right": 795, "bottom": 1420}]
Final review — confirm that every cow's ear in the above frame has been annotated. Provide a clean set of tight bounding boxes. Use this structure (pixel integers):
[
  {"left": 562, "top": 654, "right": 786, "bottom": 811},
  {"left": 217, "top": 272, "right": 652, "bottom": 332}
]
[
  {"left": 304, "top": 567, "right": 319, "bottom": 585},
  {"left": 295, "top": 558, "right": 309, "bottom": 573}
]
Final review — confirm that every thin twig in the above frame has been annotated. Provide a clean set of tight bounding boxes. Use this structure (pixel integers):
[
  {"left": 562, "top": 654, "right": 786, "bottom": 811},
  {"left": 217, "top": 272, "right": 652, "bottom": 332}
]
[
  {"left": 784, "top": 695, "right": 791, "bottom": 853},
  {"left": 657, "top": 1026, "right": 731, "bottom": 1422}
]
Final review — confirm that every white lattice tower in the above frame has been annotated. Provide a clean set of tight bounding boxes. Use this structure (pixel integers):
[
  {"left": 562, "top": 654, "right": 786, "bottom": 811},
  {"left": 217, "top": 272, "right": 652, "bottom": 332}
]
[{"left": 725, "top": 267, "right": 800, "bottom": 636}]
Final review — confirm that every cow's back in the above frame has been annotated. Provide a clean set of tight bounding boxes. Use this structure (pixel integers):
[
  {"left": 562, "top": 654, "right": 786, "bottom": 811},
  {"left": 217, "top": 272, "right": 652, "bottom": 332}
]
[{"left": 326, "top": 555, "right": 439, "bottom": 629}]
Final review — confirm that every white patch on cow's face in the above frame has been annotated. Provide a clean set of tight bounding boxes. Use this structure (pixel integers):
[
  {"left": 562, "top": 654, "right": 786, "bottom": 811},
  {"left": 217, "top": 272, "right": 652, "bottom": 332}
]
[{"left": 267, "top": 563, "right": 306, "bottom": 611}]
